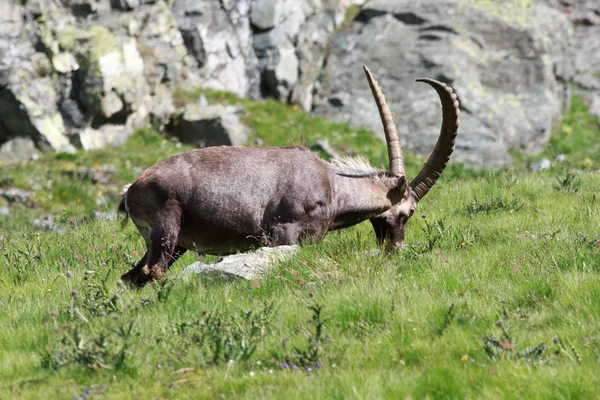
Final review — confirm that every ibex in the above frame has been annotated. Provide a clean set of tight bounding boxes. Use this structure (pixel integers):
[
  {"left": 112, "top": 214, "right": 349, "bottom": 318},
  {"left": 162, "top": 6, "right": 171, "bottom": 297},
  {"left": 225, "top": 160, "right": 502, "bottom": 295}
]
[{"left": 118, "top": 66, "right": 459, "bottom": 285}]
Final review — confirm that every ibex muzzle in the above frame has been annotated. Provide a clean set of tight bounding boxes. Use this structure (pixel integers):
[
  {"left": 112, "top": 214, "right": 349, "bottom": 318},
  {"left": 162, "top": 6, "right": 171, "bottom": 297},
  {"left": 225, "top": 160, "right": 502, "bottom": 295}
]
[{"left": 118, "top": 66, "right": 460, "bottom": 285}]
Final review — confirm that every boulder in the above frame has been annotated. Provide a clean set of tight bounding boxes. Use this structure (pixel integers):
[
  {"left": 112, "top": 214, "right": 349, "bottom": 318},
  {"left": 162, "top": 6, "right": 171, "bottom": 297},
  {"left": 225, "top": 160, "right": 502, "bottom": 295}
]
[
  {"left": 168, "top": 103, "right": 250, "bottom": 147},
  {"left": 0, "top": 188, "right": 31, "bottom": 204},
  {"left": 0, "top": 138, "right": 40, "bottom": 166},
  {"left": 183, "top": 245, "right": 299, "bottom": 280},
  {"left": 313, "top": 0, "right": 575, "bottom": 168}
]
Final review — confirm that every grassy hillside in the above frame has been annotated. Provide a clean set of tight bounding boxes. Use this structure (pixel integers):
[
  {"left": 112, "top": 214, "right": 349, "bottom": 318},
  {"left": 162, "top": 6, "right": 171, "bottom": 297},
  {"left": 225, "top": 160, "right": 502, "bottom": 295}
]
[{"left": 1, "top": 91, "right": 599, "bottom": 399}]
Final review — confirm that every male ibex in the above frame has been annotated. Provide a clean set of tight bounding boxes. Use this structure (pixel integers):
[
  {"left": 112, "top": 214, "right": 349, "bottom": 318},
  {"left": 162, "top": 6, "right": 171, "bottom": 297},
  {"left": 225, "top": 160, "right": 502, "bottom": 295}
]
[{"left": 119, "top": 66, "right": 459, "bottom": 285}]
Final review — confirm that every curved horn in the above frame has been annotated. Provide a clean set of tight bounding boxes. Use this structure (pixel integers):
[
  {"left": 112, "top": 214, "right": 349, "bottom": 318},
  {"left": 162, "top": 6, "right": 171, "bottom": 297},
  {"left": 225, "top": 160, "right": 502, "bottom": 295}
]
[
  {"left": 409, "top": 78, "right": 460, "bottom": 201},
  {"left": 363, "top": 66, "right": 405, "bottom": 177}
]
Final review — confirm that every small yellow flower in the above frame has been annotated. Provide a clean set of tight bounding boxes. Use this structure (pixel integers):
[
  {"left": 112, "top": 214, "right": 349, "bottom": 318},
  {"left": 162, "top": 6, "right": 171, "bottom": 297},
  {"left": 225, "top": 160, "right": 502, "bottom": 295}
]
[
  {"left": 292, "top": 105, "right": 299, "bottom": 111},
  {"left": 162, "top": 139, "right": 168, "bottom": 144},
  {"left": 461, "top": 354, "right": 469, "bottom": 361},
  {"left": 76, "top": 198, "right": 81, "bottom": 204},
  {"left": 563, "top": 125, "right": 573, "bottom": 135},
  {"left": 228, "top": 298, "right": 232, "bottom": 303},
  {"left": 460, "top": 241, "right": 467, "bottom": 247}
]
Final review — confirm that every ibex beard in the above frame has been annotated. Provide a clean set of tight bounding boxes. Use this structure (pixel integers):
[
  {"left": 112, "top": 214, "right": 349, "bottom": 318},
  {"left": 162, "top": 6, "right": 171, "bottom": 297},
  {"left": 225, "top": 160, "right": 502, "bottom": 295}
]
[{"left": 118, "top": 66, "right": 460, "bottom": 286}]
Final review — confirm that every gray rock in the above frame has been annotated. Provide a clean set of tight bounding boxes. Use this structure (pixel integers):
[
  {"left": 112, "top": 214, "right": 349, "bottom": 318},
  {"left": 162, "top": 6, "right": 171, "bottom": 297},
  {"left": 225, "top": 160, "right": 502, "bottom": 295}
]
[
  {"left": 73, "top": 165, "right": 116, "bottom": 184},
  {"left": 0, "top": 138, "right": 39, "bottom": 166},
  {"left": 0, "top": 1, "right": 75, "bottom": 153},
  {"left": 74, "top": 125, "right": 134, "bottom": 151},
  {"left": 33, "top": 215, "right": 66, "bottom": 234},
  {"left": 0, "top": 207, "right": 9, "bottom": 217},
  {"left": 183, "top": 245, "right": 299, "bottom": 280},
  {"left": 173, "top": 0, "right": 260, "bottom": 98},
  {"left": 0, "top": 188, "right": 31, "bottom": 203},
  {"left": 546, "top": 0, "right": 600, "bottom": 117},
  {"left": 169, "top": 104, "right": 250, "bottom": 147},
  {"left": 253, "top": 0, "right": 352, "bottom": 105},
  {"left": 313, "top": 0, "right": 575, "bottom": 168},
  {"left": 530, "top": 158, "right": 552, "bottom": 172},
  {"left": 110, "top": 0, "right": 141, "bottom": 11}
]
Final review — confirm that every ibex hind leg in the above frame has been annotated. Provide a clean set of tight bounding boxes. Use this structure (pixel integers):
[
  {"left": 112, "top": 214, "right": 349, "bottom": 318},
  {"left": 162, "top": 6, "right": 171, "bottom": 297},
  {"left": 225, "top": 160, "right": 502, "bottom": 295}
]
[{"left": 121, "top": 204, "right": 183, "bottom": 286}]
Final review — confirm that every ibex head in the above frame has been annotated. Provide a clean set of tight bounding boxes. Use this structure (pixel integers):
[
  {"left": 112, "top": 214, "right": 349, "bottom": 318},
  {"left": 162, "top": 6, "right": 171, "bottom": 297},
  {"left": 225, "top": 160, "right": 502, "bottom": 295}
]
[{"left": 362, "top": 66, "right": 460, "bottom": 249}]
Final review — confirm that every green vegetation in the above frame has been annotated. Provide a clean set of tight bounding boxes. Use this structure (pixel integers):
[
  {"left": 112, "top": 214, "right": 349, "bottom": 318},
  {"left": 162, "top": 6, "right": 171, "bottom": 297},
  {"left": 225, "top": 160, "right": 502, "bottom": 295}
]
[
  {"left": 512, "top": 96, "right": 600, "bottom": 171},
  {"left": 1, "top": 89, "right": 599, "bottom": 399}
]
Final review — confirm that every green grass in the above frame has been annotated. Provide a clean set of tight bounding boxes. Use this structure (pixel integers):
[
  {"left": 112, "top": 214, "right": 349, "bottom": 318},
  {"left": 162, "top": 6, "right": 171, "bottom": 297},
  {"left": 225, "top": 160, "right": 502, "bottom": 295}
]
[
  {"left": 1, "top": 88, "right": 600, "bottom": 399},
  {"left": 512, "top": 96, "right": 600, "bottom": 170}
]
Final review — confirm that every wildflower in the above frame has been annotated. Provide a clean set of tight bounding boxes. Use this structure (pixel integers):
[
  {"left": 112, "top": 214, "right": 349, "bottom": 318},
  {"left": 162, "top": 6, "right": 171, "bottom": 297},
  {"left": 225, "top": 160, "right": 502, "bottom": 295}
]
[
  {"left": 305, "top": 366, "right": 312, "bottom": 373},
  {"left": 85, "top": 388, "right": 92, "bottom": 394},
  {"left": 461, "top": 354, "right": 469, "bottom": 361},
  {"left": 65, "top": 270, "right": 73, "bottom": 278},
  {"left": 227, "top": 298, "right": 232, "bottom": 303},
  {"left": 315, "top": 361, "right": 322, "bottom": 369},
  {"left": 421, "top": 213, "right": 427, "bottom": 219},
  {"left": 269, "top": 369, "right": 274, "bottom": 374},
  {"left": 249, "top": 371, "right": 255, "bottom": 377},
  {"left": 253, "top": 281, "right": 260, "bottom": 289},
  {"left": 71, "top": 289, "right": 78, "bottom": 297},
  {"left": 292, "top": 365, "right": 299, "bottom": 371},
  {"left": 460, "top": 241, "right": 467, "bottom": 247}
]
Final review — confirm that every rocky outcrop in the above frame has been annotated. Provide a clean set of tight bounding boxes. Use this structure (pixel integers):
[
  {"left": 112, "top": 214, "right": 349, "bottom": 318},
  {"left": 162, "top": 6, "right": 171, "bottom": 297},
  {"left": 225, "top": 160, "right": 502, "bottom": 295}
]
[
  {"left": 0, "top": 1, "right": 75, "bottom": 154},
  {"left": 173, "top": 0, "right": 260, "bottom": 98},
  {"left": 313, "top": 0, "right": 575, "bottom": 168},
  {"left": 0, "top": 0, "right": 596, "bottom": 169},
  {"left": 252, "top": 0, "right": 365, "bottom": 110},
  {"left": 0, "top": 0, "right": 195, "bottom": 159},
  {"left": 548, "top": 0, "right": 600, "bottom": 117}
]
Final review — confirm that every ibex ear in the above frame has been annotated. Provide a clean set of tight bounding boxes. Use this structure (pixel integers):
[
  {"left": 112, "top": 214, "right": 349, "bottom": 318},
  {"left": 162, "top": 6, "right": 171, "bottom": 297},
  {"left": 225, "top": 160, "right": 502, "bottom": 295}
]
[{"left": 397, "top": 175, "right": 407, "bottom": 196}]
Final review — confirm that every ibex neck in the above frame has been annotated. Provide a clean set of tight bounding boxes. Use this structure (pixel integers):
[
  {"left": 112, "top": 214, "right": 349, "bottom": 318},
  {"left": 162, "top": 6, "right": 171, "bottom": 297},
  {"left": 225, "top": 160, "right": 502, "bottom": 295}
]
[{"left": 330, "top": 175, "right": 392, "bottom": 230}]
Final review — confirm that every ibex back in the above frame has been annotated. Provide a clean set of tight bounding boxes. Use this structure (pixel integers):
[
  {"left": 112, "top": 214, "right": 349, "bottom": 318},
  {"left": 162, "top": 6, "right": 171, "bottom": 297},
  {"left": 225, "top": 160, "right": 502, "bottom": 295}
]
[{"left": 119, "top": 66, "right": 460, "bottom": 285}]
